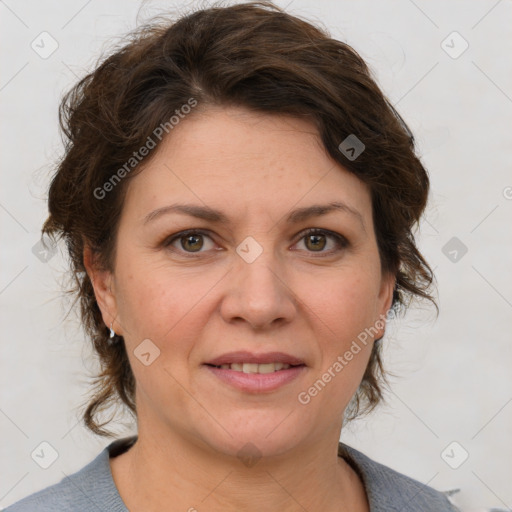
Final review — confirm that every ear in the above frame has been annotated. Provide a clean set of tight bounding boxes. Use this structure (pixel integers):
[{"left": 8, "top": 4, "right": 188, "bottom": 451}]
[
  {"left": 374, "top": 271, "right": 396, "bottom": 339},
  {"left": 83, "top": 244, "right": 122, "bottom": 336}
]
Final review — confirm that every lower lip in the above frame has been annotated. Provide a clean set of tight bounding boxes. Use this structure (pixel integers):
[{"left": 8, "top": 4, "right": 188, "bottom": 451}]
[{"left": 204, "top": 365, "right": 306, "bottom": 393}]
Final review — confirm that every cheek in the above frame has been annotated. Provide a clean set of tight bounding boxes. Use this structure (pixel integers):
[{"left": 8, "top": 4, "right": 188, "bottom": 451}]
[
  {"left": 302, "top": 270, "right": 380, "bottom": 340},
  {"left": 114, "top": 254, "right": 219, "bottom": 343},
  {"left": 299, "top": 270, "right": 379, "bottom": 392},
  {"left": 118, "top": 277, "right": 188, "bottom": 338},
  {"left": 113, "top": 258, "right": 211, "bottom": 399}
]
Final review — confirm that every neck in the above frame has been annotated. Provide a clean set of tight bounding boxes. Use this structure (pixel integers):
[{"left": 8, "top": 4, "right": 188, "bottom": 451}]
[{"left": 110, "top": 422, "right": 368, "bottom": 511}]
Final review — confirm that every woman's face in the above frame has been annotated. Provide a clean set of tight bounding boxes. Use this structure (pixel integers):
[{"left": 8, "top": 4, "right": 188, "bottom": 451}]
[{"left": 91, "top": 106, "right": 395, "bottom": 458}]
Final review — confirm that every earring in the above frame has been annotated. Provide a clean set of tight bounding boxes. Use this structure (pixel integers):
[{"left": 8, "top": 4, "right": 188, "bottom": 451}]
[{"left": 108, "top": 322, "right": 119, "bottom": 344}]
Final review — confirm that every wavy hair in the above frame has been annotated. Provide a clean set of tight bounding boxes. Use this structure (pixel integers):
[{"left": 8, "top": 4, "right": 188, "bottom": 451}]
[{"left": 42, "top": 1, "right": 437, "bottom": 437}]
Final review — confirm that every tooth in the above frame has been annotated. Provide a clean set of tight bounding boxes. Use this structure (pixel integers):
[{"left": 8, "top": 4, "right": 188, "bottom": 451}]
[
  {"left": 258, "top": 363, "right": 276, "bottom": 374},
  {"left": 242, "top": 363, "right": 259, "bottom": 373},
  {"left": 223, "top": 362, "right": 296, "bottom": 373}
]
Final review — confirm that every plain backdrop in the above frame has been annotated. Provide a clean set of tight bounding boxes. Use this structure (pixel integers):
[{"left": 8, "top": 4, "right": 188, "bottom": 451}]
[{"left": 1, "top": 0, "right": 511, "bottom": 510}]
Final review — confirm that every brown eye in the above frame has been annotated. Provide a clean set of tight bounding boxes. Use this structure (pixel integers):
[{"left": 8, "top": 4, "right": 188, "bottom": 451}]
[
  {"left": 305, "top": 233, "right": 327, "bottom": 251},
  {"left": 181, "top": 234, "right": 204, "bottom": 252},
  {"left": 165, "top": 230, "right": 216, "bottom": 254},
  {"left": 295, "top": 228, "right": 348, "bottom": 254}
]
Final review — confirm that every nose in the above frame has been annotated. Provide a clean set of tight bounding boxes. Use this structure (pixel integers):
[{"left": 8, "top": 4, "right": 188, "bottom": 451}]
[{"left": 219, "top": 250, "right": 297, "bottom": 331}]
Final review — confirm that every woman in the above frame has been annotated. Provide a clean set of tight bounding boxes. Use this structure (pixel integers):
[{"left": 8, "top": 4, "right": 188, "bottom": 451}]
[{"left": 5, "top": 2, "right": 459, "bottom": 510}]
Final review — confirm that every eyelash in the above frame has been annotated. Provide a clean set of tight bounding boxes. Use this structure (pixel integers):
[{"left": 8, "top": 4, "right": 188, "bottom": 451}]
[{"left": 163, "top": 228, "right": 349, "bottom": 257}]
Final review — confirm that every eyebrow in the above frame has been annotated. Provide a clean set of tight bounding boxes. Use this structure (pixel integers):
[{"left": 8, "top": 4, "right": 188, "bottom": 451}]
[{"left": 143, "top": 201, "right": 366, "bottom": 232}]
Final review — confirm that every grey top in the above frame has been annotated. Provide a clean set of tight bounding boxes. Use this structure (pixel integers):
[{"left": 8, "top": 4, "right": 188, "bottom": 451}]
[{"left": 3, "top": 436, "right": 458, "bottom": 511}]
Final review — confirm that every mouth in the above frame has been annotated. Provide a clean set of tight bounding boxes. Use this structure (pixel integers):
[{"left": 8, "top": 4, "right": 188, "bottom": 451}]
[
  {"left": 203, "top": 351, "right": 307, "bottom": 393},
  {"left": 204, "top": 350, "right": 306, "bottom": 367},
  {"left": 204, "top": 362, "right": 305, "bottom": 373}
]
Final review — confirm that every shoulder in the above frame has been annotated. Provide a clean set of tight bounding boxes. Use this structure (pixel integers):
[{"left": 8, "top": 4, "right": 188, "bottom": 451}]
[
  {"left": 339, "top": 442, "right": 459, "bottom": 511},
  {"left": 2, "top": 438, "right": 134, "bottom": 512}
]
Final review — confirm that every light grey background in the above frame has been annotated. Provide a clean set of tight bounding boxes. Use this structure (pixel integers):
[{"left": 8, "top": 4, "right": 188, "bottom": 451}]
[{"left": 1, "top": 0, "right": 511, "bottom": 510}]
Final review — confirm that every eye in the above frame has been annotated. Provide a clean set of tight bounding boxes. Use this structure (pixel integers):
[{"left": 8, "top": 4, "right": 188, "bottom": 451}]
[
  {"left": 164, "top": 229, "right": 216, "bottom": 254},
  {"left": 163, "top": 228, "right": 348, "bottom": 257},
  {"left": 293, "top": 228, "right": 348, "bottom": 254}
]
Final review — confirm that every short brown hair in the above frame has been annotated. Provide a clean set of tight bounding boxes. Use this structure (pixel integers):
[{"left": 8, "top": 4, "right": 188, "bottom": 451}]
[{"left": 42, "top": 1, "right": 437, "bottom": 437}]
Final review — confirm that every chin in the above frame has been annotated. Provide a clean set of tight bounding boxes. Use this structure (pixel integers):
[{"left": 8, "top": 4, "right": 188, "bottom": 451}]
[{"left": 196, "top": 413, "right": 310, "bottom": 460}]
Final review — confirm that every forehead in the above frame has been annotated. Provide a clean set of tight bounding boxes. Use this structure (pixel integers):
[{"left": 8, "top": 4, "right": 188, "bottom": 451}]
[{"left": 121, "top": 106, "right": 372, "bottom": 226}]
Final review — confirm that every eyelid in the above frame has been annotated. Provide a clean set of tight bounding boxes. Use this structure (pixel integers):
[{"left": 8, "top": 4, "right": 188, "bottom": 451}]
[{"left": 293, "top": 227, "right": 349, "bottom": 253}]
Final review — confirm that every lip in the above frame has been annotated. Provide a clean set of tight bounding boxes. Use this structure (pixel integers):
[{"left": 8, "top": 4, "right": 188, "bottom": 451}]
[
  {"left": 205, "top": 351, "right": 306, "bottom": 366},
  {"left": 204, "top": 364, "right": 307, "bottom": 393}
]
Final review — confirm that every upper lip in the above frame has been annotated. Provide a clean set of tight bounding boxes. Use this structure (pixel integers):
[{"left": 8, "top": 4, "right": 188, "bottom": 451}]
[{"left": 205, "top": 351, "right": 306, "bottom": 366}]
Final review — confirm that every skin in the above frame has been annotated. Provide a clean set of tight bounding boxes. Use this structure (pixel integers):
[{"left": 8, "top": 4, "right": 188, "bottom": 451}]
[{"left": 85, "top": 106, "right": 395, "bottom": 512}]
